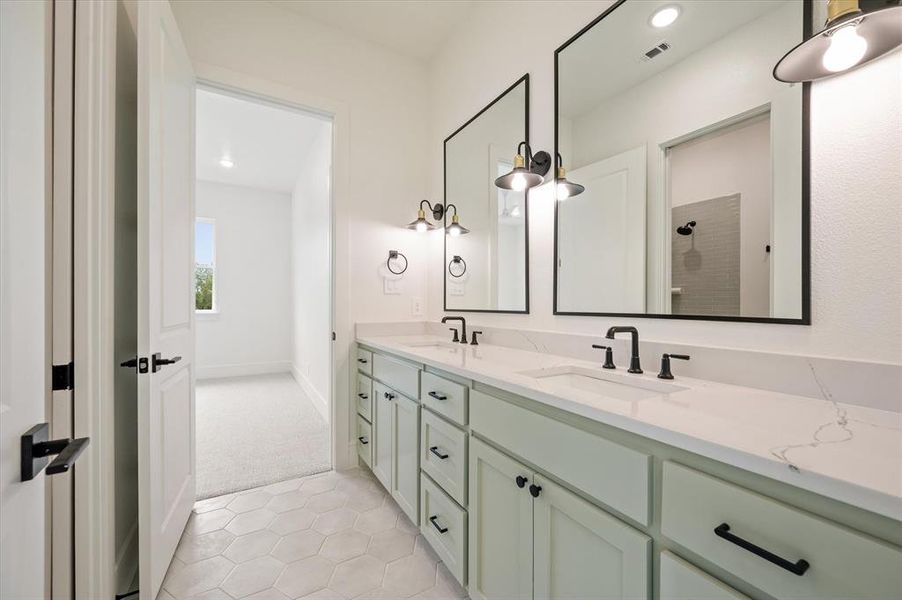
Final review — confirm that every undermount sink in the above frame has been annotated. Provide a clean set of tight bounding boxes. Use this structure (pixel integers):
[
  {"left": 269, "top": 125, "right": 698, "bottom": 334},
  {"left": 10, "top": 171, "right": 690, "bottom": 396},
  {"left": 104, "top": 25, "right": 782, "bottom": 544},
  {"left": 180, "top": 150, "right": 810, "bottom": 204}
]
[
  {"left": 519, "top": 365, "right": 688, "bottom": 402},
  {"left": 402, "top": 340, "right": 461, "bottom": 351}
]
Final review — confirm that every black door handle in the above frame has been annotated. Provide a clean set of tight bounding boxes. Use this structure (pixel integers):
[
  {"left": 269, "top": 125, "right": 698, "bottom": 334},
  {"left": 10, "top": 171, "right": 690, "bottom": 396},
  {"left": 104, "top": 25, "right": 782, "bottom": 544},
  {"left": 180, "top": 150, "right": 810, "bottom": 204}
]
[
  {"left": 429, "top": 515, "right": 448, "bottom": 534},
  {"left": 515, "top": 475, "right": 528, "bottom": 488},
  {"left": 428, "top": 391, "right": 447, "bottom": 401},
  {"left": 358, "top": 436, "right": 369, "bottom": 445},
  {"left": 120, "top": 356, "right": 149, "bottom": 374},
  {"left": 21, "top": 423, "right": 90, "bottom": 481},
  {"left": 151, "top": 353, "right": 182, "bottom": 373},
  {"left": 529, "top": 484, "right": 542, "bottom": 498},
  {"left": 714, "top": 523, "right": 810, "bottom": 576},
  {"left": 429, "top": 446, "right": 449, "bottom": 460}
]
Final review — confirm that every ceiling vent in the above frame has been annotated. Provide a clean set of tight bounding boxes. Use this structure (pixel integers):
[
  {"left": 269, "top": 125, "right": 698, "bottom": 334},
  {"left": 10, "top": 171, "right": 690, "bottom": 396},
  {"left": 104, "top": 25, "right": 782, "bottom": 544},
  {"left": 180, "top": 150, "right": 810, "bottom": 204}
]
[{"left": 642, "top": 41, "right": 671, "bottom": 61}]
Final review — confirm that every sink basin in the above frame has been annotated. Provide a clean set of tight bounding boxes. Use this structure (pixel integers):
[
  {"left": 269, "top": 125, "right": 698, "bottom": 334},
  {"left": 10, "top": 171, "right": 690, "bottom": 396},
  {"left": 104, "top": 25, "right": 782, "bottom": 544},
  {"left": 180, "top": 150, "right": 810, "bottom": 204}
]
[
  {"left": 402, "top": 341, "right": 461, "bottom": 351},
  {"left": 519, "top": 365, "right": 687, "bottom": 402}
]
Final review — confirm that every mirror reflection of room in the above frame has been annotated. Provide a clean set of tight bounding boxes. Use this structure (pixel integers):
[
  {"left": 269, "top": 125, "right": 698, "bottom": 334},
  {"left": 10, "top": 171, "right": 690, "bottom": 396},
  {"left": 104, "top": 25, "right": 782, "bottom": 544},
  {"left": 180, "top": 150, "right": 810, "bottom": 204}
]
[{"left": 556, "top": 0, "right": 806, "bottom": 321}]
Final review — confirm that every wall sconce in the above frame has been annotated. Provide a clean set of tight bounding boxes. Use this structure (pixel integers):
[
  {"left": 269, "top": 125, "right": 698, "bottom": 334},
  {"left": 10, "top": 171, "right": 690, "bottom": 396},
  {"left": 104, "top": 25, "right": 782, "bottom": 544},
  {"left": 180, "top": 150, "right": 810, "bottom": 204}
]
[
  {"left": 774, "top": 0, "right": 902, "bottom": 82},
  {"left": 494, "top": 142, "right": 552, "bottom": 191},
  {"left": 406, "top": 199, "right": 444, "bottom": 232},
  {"left": 555, "top": 153, "right": 585, "bottom": 200},
  {"left": 448, "top": 255, "right": 467, "bottom": 278},
  {"left": 444, "top": 204, "right": 470, "bottom": 236}
]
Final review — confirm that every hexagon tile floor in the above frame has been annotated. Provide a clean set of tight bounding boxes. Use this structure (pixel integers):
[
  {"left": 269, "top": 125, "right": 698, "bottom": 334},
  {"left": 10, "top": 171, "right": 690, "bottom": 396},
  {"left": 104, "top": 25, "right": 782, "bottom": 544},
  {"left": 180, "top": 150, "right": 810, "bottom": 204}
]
[{"left": 158, "top": 468, "right": 470, "bottom": 599}]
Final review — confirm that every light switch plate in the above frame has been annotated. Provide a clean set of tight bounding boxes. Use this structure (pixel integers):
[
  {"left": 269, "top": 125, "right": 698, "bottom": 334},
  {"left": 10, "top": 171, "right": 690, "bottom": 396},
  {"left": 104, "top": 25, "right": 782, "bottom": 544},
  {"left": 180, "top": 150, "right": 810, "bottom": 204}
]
[{"left": 383, "top": 277, "right": 401, "bottom": 295}]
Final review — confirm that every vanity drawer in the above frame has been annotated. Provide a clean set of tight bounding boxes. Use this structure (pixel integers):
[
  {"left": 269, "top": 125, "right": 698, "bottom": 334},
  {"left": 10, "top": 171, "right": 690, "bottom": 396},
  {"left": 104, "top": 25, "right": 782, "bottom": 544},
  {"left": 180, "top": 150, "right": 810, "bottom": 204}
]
[
  {"left": 421, "top": 473, "right": 467, "bottom": 586},
  {"left": 356, "top": 416, "right": 372, "bottom": 468},
  {"left": 373, "top": 353, "right": 419, "bottom": 400},
  {"left": 661, "top": 462, "right": 902, "bottom": 600},
  {"left": 660, "top": 551, "right": 747, "bottom": 600},
  {"left": 356, "top": 373, "right": 373, "bottom": 421},
  {"left": 470, "top": 389, "right": 651, "bottom": 525},
  {"left": 420, "top": 371, "right": 468, "bottom": 426},
  {"left": 356, "top": 347, "right": 373, "bottom": 375},
  {"left": 421, "top": 410, "right": 467, "bottom": 506}
]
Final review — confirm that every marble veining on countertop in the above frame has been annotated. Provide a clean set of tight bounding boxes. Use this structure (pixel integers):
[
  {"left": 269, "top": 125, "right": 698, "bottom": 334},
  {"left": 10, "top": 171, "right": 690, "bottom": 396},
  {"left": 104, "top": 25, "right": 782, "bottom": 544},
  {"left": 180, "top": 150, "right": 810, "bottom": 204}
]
[{"left": 356, "top": 333, "right": 902, "bottom": 522}]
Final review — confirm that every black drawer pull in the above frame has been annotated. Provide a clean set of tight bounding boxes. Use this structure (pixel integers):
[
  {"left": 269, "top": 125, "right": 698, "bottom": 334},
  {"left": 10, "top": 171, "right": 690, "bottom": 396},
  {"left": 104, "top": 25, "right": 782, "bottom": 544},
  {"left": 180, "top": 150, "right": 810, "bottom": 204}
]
[
  {"left": 428, "top": 391, "right": 448, "bottom": 401},
  {"left": 357, "top": 358, "right": 368, "bottom": 364},
  {"left": 358, "top": 436, "right": 369, "bottom": 445},
  {"left": 515, "top": 475, "right": 528, "bottom": 489},
  {"left": 429, "top": 446, "right": 449, "bottom": 460},
  {"left": 714, "top": 523, "right": 810, "bottom": 576},
  {"left": 429, "top": 515, "right": 448, "bottom": 534},
  {"left": 357, "top": 393, "right": 368, "bottom": 399}
]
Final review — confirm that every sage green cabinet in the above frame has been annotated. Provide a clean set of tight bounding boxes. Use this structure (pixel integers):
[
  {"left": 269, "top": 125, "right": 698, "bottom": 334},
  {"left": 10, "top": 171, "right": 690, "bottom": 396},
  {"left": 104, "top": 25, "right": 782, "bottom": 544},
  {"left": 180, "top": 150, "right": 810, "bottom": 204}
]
[
  {"left": 372, "top": 381, "right": 393, "bottom": 489},
  {"left": 469, "top": 438, "right": 533, "bottom": 600},
  {"left": 391, "top": 392, "right": 420, "bottom": 523},
  {"left": 533, "top": 472, "right": 650, "bottom": 599}
]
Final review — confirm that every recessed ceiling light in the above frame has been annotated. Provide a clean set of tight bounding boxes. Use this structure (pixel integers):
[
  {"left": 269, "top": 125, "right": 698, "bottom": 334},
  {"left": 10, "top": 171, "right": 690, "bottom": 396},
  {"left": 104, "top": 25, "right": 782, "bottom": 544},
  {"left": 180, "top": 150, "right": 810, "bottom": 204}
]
[
  {"left": 219, "top": 157, "right": 234, "bottom": 168},
  {"left": 650, "top": 5, "right": 680, "bottom": 28}
]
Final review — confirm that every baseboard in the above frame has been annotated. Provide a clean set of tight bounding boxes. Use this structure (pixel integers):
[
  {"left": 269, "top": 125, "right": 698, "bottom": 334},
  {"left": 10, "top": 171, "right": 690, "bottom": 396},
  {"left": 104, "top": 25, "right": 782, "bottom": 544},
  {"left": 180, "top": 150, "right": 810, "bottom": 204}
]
[
  {"left": 113, "top": 521, "right": 139, "bottom": 595},
  {"left": 291, "top": 366, "right": 330, "bottom": 423},
  {"left": 196, "top": 361, "right": 291, "bottom": 380}
]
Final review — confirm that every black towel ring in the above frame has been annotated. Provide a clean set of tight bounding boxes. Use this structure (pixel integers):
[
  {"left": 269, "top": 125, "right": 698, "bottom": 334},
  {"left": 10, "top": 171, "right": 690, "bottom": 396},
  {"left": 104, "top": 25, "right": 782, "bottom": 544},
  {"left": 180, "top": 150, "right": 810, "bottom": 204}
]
[
  {"left": 448, "top": 255, "right": 466, "bottom": 278},
  {"left": 387, "top": 250, "right": 408, "bottom": 275}
]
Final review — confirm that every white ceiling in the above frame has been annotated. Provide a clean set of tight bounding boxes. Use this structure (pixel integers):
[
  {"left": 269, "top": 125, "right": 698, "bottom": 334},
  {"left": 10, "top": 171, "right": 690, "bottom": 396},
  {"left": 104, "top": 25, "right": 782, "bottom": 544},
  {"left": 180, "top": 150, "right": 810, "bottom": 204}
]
[
  {"left": 268, "top": 0, "right": 475, "bottom": 61},
  {"left": 559, "top": 1, "right": 783, "bottom": 118},
  {"left": 196, "top": 88, "right": 330, "bottom": 193}
]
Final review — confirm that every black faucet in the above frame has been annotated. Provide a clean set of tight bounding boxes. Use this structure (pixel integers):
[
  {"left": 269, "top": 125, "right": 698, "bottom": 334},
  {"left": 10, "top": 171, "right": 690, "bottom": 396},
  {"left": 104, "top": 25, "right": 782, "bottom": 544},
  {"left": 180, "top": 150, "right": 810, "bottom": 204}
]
[
  {"left": 605, "top": 326, "right": 642, "bottom": 373},
  {"left": 658, "top": 353, "right": 690, "bottom": 379},
  {"left": 441, "top": 316, "right": 467, "bottom": 344}
]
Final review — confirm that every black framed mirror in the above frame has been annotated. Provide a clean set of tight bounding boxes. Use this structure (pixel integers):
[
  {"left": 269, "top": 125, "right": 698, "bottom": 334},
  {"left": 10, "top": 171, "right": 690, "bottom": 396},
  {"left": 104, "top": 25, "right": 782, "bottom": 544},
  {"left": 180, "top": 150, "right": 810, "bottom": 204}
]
[
  {"left": 444, "top": 74, "right": 529, "bottom": 313},
  {"left": 554, "top": 0, "right": 811, "bottom": 324}
]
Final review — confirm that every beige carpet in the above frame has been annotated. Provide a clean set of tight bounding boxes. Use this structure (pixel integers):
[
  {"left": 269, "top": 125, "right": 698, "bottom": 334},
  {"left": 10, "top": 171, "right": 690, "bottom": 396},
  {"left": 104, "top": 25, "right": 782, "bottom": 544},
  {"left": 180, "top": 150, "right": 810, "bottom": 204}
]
[{"left": 195, "top": 372, "right": 330, "bottom": 499}]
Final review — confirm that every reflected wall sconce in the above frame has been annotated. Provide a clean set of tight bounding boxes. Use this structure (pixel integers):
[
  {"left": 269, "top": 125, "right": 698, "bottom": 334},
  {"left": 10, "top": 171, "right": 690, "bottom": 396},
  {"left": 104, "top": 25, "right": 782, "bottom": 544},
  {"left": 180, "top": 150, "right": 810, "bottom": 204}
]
[
  {"left": 448, "top": 255, "right": 467, "bottom": 278},
  {"left": 494, "top": 142, "right": 552, "bottom": 191},
  {"left": 774, "top": 0, "right": 902, "bottom": 82},
  {"left": 444, "top": 204, "right": 470, "bottom": 236},
  {"left": 554, "top": 153, "right": 585, "bottom": 200},
  {"left": 406, "top": 199, "right": 444, "bottom": 232},
  {"left": 386, "top": 250, "right": 408, "bottom": 275}
]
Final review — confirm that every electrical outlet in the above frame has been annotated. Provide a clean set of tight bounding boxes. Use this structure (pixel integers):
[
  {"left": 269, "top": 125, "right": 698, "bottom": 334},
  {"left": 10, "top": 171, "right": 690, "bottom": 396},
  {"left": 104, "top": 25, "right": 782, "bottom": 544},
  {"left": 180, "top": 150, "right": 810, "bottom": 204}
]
[{"left": 411, "top": 296, "right": 423, "bottom": 316}]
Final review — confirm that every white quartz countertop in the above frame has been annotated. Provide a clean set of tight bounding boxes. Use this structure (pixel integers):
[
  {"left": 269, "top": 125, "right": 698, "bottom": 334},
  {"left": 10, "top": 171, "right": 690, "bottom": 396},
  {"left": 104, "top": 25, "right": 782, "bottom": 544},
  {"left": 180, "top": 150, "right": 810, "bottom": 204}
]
[{"left": 357, "top": 333, "right": 902, "bottom": 521}]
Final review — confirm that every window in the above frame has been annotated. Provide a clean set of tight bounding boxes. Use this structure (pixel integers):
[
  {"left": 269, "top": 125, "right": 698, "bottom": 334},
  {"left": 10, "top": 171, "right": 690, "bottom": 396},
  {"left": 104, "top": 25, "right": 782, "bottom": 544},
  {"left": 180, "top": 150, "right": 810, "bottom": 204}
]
[{"left": 195, "top": 219, "right": 216, "bottom": 312}]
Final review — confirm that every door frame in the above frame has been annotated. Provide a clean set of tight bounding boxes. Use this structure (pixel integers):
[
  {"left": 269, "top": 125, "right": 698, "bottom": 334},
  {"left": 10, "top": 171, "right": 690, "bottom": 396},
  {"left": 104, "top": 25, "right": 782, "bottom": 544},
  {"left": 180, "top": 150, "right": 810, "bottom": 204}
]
[{"left": 193, "top": 62, "right": 351, "bottom": 471}]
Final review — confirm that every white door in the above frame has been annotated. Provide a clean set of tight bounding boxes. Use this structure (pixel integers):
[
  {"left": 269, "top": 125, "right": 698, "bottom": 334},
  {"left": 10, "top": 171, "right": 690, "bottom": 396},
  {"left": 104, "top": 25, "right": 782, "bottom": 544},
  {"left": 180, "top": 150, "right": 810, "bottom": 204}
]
[
  {"left": 372, "top": 382, "right": 393, "bottom": 488},
  {"left": 468, "top": 438, "right": 533, "bottom": 600},
  {"left": 0, "top": 1, "right": 52, "bottom": 597},
  {"left": 391, "top": 393, "right": 419, "bottom": 522},
  {"left": 557, "top": 146, "right": 646, "bottom": 314},
  {"left": 137, "top": 1, "right": 196, "bottom": 597},
  {"left": 533, "top": 474, "right": 650, "bottom": 600}
]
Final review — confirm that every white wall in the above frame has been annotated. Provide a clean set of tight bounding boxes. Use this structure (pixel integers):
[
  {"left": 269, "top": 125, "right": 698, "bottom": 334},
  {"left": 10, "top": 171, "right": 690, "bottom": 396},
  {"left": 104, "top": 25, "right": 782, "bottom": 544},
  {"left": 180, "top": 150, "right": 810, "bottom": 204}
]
[
  {"left": 195, "top": 181, "right": 292, "bottom": 378},
  {"left": 428, "top": 0, "right": 902, "bottom": 364},
  {"left": 291, "top": 125, "right": 332, "bottom": 420}
]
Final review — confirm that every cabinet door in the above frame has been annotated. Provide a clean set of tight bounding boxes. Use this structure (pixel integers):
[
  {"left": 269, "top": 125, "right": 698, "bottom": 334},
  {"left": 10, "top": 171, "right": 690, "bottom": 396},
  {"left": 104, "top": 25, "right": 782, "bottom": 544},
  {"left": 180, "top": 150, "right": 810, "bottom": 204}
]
[
  {"left": 391, "top": 393, "right": 420, "bottom": 522},
  {"left": 372, "top": 382, "right": 393, "bottom": 489},
  {"left": 468, "top": 438, "right": 533, "bottom": 600},
  {"left": 533, "top": 474, "right": 650, "bottom": 600}
]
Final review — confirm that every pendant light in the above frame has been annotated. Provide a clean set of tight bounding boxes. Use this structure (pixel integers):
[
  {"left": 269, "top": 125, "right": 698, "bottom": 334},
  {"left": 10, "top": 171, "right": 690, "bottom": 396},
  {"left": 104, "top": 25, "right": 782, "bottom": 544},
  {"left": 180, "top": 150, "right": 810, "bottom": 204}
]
[
  {"left": 445, "top": 204, "right": 470, "bottom": 236},
  {"left": 774, "top": 0, "right": 902, "bottom": 82},
  {"left": 494, "top": 142, "right": 551, "bottom": 191},
  {"left": 406, "top": 199, "right": 444, "bottom": 232},
  {"left": 554, "top": 153, "right": 585, "bottom": 200}
]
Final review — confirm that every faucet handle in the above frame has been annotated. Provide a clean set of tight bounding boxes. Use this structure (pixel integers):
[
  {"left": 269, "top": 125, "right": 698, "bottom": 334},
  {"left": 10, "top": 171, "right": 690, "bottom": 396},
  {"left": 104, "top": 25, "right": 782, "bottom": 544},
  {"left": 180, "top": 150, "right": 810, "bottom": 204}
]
[
  {"left": 658, "top": 353, "right": 690, "bottom": 380},
  {"left": 591, "top": 344, "right": 616, "bottom": 369},
  {"left": 448, "top": 328, "right": 460, "bottom": 343},
  {"left": 471, "top": 331, "right": 483, "bottom": 346}
]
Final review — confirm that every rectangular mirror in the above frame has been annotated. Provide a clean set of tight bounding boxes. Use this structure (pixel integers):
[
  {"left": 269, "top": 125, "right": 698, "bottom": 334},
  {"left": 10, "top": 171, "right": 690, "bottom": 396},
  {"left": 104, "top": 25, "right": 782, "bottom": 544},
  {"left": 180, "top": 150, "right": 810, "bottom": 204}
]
[
  {"left": 555, "top": 0, "right": 811, "bottom": 323},
  {"left": 445, "top": 74, "right": 529, "bottom": 313}
]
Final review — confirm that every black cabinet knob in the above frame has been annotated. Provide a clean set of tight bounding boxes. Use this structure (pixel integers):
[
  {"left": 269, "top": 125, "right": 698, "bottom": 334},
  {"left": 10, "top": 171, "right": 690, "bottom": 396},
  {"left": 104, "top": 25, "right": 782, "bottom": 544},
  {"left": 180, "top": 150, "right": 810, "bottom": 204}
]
[
  {"left": 529, "top": 484, "right": 542, "bottom": 498},
  {"left": 515, "top": 475, "right": 528, "bottom": 488}
]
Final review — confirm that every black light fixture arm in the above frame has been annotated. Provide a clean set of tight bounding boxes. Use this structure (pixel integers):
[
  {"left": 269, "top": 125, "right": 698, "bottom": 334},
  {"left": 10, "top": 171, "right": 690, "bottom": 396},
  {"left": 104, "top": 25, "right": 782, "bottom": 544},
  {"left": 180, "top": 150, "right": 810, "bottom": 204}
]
[
  {"left": 518, "top": 141, "right": 551, "bottom": 177},
  {"left": 419, "top": 199, "right": 445, "bottom": 221}
]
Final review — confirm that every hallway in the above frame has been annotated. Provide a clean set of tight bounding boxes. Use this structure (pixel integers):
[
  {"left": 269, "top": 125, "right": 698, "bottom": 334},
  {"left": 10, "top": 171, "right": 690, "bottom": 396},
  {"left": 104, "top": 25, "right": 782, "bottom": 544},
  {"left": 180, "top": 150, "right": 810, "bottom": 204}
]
[
  {"left": 161, "top": 469, "right": 468, "bottom": 599},
  {"left": 196, "top": 373, "right": 330, "bottom": 499}
]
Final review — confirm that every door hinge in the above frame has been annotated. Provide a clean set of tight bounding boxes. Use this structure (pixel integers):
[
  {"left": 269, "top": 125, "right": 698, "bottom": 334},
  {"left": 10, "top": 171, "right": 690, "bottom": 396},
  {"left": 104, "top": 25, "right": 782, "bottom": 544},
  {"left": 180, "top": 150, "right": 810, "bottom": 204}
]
[{"left": 52, "top": 362, "right": 74, "bottom": 391}]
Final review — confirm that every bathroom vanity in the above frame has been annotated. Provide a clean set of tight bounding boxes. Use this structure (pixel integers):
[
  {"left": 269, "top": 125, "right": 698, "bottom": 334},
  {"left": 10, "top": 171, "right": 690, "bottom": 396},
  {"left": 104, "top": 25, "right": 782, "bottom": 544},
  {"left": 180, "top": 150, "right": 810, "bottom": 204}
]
[{"left": 353, "top": 333, "right": 901, "bottom": 600}]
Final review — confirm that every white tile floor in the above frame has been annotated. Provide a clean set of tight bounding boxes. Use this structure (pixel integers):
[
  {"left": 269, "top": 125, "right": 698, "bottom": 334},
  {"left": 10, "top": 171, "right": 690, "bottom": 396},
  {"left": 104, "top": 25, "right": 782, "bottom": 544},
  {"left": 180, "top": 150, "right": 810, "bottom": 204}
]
[{"left": 159, "top": 468, "right": 469, "bottom": 599}]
